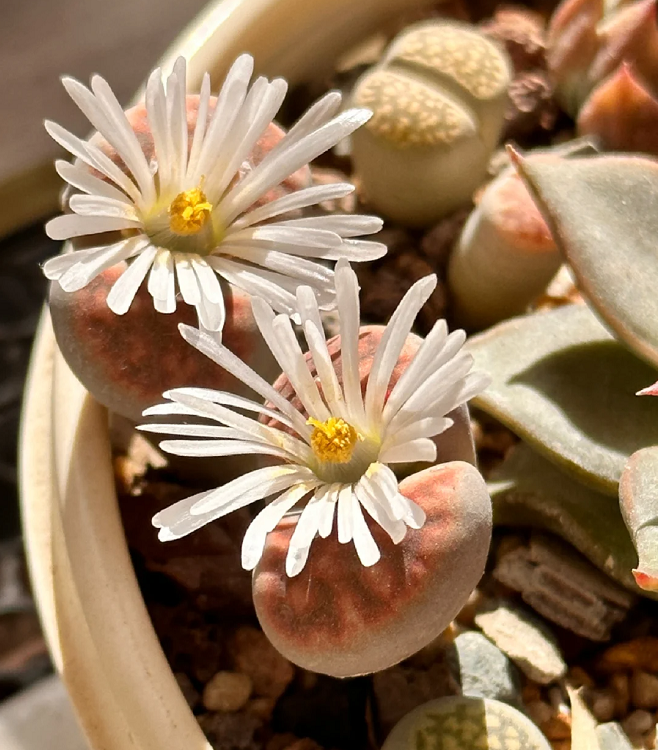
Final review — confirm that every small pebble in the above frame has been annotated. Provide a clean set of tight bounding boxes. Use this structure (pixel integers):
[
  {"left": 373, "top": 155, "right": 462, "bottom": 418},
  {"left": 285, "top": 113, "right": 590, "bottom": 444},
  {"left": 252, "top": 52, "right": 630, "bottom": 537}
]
[
  {"left": 475, "top": 603, "right": 567, "bottom": 684},
  {"left": 541, "top": 713, "right": 572, "bottom": 741},
  {"left": 231, "top": 626, "right": 295, "bottom": 699},
  {"left": 598, "top": 638, "right": 658, "bottom": 674},
  {"left": 631, "top": 670, "right": 658, "bottom": 710},
  {"left": 609, "top": 673, "right": 631, "bottom": 717},
  {"left": 203, "top": 671, "right": 253, "bottom": 712},
  {"left": 245, "top": 697, "right": 276, "bottom": 720},
  {"left": 621, "top": 709, "right": 655, "bottom": 737},
  {"left": 569, "top": 666, "right": 595, "bottom": 689},
  {"left": 589, "top": 688, "right": 617, "bottom": 723}
]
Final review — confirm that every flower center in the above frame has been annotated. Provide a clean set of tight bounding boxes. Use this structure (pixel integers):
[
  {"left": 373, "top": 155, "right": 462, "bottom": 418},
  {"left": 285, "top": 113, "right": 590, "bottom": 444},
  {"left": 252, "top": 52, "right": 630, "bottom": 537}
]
[
  {"left": 308, "top": 417, "right": 359, "bottom": 464},
  {"left": 168, "top": 187, "right": 213, "bottom": 236}
]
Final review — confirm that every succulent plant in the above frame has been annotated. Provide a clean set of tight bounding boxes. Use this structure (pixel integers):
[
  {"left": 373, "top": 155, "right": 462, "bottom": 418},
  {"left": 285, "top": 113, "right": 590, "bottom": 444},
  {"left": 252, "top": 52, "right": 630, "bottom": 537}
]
[
  {"left": 577, "top": 63, "right": 658, "bottom": 156},
  {"left": 448, "top": 157, "right": 559, "bottom": 330},
  {"left": 546, "top": 0, "right": 658, "bottom": 117},
  {"left": 350, "top": 20, "right": 512, "bottom": 226},
  {"left": 463, "top": 148, "right": 658, "bottom": 596},
  {"left": 381, "top": 696, "right": 552, "bottom": 750}
]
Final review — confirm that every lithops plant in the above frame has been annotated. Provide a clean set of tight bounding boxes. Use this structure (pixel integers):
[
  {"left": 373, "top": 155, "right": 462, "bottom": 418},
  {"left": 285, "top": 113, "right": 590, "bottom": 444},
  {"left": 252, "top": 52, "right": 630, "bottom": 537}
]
[
  {"left": 381, "top": 696, "right": 552, "bottom": 750},
  {"left": 141, "top": 262, "right": 492, "bottom": 676},
  {"left": 350, "top": 20, "right": 512, "bottom": 226},
  {"left": 448, "top": 158, "right": 559, "bottom": 330},
  {"left": 546, "top": 0, "right": 658, "bottom": 117},
  {"left": 43, "top": 54, "right": 386, "bottom": 419},
  {"left": 464, "top": 149, "right": 658, "bottom": 596}
]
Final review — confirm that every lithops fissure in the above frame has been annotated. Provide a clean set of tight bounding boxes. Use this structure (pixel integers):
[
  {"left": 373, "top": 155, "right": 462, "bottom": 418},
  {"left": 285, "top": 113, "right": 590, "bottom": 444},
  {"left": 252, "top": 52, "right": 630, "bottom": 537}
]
[{"left": 351, "top": 21, "right": 512, "bottom": 226}]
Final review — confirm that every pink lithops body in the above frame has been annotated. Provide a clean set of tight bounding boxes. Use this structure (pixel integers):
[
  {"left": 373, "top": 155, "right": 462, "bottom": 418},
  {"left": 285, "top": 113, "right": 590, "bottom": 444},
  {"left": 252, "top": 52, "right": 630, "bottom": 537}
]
[
  {"left": 578, "top": 64, "right": 658, "bottom": 156},
  {"left": 448, "top": 164, "right": 559, "bottom": 330},
  {"left": 49, "top": 264, "right": 278, "bottom": 421},
  {"left": 252, "top": 461, "right": 491, "bottom": 677}
]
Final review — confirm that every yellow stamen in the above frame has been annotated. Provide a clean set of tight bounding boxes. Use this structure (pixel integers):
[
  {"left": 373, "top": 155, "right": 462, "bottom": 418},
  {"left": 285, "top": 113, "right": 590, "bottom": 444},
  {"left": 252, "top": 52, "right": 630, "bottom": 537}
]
[
  {"left": 307, "top": 417, "right": 359, "bottom": 464},
  {"left": 169, "top": 186, "right": 213, "bottom": 235}
]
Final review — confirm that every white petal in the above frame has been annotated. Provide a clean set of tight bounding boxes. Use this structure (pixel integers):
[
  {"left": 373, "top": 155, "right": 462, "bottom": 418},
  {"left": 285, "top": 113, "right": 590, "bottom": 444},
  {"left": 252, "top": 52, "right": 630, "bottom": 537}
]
[
  {"left": 191, "top": 465, "right": 312, "bottom": 515},
  {"left": 69, "top": 194, "right": 139, "bottom": 220},
  {"left": 220, "top": 108, "right": 372, "bottom": 222},
  {"left": 106, "top": 245, "right": 158, "bottom": 314},
  {"left": 165, "top": 387, "right": 294, "bottom": 428},
  {"left": 285, "top": 490, "right": 325, "bottom": 577},
  {"left": 241, "top": 483, "right": 317, "bottom": 570},
  {"left": 188, "top": 54, "right": 255, "bottom": 187},
  {"left": 43, "top": 245, "right": 99, "bottom": 280},
  {"left": 334, "top": 259, "right": 365, "bottom": 422},
  {"left": 58, "top": 238, "right": 142, "bottom": 292},
  {"left": 365, "top": 275, "right": 437, "bottom": 428},
  {"left": 159, "top": 438, "right": 297, "bottom": 461},
  {"left": 45, "top": 213, "right": 140, "bottom": 240},
  {"left": 350, "top": 496, "right": 381, "bottom": 567},
  {"left": 223, "top": 246, "right": 334, "bottom": 290},
  {"left": 205, "top": 77, "right": 287, "bottom": 201},
  {"left": 186, "top": 72, "right": 211, "bottom": 181},
  {"left": 208, "top": 257, "right": 298, "bottom": 316},
  {"left": 177, "top": 323, "right": 310, "bottom": 437},
  {"left": 138, "top": 423, "right": 236, "bottom": 438},
  {"left": 382, "top": 417, "right": 453, "bottom": 448},
  {"left": 337, "top": 485, "right": 354, "bottom": 543},
  {"left": 175, "top": 254, "right": 201, "bottom": 306},
  {"left": 353, "top": 482, "right": 407, "bottom": 544},
  {"left": 229, "top": 182, "right": 355, "bottom": 231},
  {"left": 87, "top": 75, "right": 156, "bottom": 203},
  {"left": 317, "top": 485, "right": 339, "bottom": 538},
  {"left": 55, "top": 160, "right": 132, "bottom": 203},
  {"left": 228, "top": 225, "right": 343, "bottom": 248},
  {"left": 147, "top": 249, "right": 176, "bottom": 313},
  {"left": 303, "top": 321, "right": 346, "bottom": 416},
  {"left": 45, "top": 121, "right": 142, "bottom": 206},
  {"left": 192, "top": 257, "right": 224, "bottom": 303},
  {"left": 278, "top": 215, "right": 383, "bottom": 238},
  {"left": 166, "top": 390, "right": 311, "bottom": 461},
  {"left": 166, "top": 58, "right": 188, "bottom": 187},
  {"left": 379, "top": 438, "right": 437, "bottom": 464}
]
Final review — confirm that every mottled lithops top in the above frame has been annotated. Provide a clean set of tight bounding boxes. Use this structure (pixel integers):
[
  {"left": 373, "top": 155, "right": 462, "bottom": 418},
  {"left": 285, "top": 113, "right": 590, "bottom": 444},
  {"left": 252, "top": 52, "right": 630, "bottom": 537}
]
[
  {"left": 354, "top": 69, "right": 476, "bottom": 147},
  {"left": 352, "top": 21, "right": 511, "bottom": 149},
  {"left": 386, "top": 23, "right": 511, "bottom": 102},
  {"left": 382, "top": 696, "right": 552, "bottom": 750}
]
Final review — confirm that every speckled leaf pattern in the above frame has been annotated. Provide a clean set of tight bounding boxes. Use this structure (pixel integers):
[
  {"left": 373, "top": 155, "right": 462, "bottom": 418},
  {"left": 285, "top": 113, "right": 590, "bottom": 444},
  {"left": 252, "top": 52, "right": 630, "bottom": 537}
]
[
  {"left": 619, "top": 446, "right": 658, "bottom": 591},
  {"left": 513, "top": 153, "right": 658, "bottom": 369},
  {"left": 467, "top": 304, "right": 658, "bottom": 495},
  {"left": 489, "top": 442, "right": 657, "bottom": 598}
]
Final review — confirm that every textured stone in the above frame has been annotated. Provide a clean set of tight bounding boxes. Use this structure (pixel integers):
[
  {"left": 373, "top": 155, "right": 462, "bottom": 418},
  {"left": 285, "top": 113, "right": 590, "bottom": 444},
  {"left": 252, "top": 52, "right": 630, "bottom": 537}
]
[
  {"left": 493, "top": 532, "right": 636, "bottom": 640},
  {"left": 475, "top": 603, "right": 566, "bottom": 684},
  {"left": 630, "top": 670, "right": 658, "bottom": 710}
]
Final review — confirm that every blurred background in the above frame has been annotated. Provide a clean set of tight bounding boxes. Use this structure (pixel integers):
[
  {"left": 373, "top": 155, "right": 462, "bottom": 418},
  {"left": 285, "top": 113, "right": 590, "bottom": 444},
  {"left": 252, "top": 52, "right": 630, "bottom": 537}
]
[{"left": 0, "top": 0, "right": 211, "bottom": 745}]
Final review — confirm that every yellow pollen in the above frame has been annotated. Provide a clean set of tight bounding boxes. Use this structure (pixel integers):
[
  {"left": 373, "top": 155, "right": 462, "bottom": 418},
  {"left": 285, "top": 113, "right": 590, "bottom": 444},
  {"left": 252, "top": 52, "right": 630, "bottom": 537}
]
[
  {"left": 307, "top": 417, "right": 359, "bottom": 464},
  {"left": 168, "top": 187, "right": 213, "bottom": 235}
]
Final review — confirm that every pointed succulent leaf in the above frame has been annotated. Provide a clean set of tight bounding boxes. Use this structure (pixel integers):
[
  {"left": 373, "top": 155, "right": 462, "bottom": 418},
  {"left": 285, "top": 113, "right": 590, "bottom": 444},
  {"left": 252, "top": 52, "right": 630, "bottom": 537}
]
[
  {"left": 512, "top": 152, "right": 658, "bottom": 369},
  {"left": 567, "top": 686, "right": 601, "bottom": 750},
  {"left": 489, "top": 442, "right": 657, "bottom": 598},
  {"left": 468, "top": 304, "right": 658, "bottom": 494},
  {"left": 619, "top": 446, "right": 658, "bottom": 591}
]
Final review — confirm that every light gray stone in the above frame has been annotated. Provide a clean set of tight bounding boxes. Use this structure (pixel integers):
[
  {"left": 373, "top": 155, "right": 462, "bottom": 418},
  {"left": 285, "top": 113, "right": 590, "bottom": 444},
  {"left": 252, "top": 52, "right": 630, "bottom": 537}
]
[
  {"left": 596, "top": 722, "right": 635, "bottom": 750},
  {"left": 454, "top": 631, "right": 522, "bottom": 708},
  {"left": 475, "top": 602, "right": 567, "bottom": 684}
]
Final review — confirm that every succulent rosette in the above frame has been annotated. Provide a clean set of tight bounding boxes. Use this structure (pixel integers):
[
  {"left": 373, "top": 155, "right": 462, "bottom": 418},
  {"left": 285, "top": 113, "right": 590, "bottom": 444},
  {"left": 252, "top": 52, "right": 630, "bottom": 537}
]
[
  {"left": 43, "top": 54, "right": 386, "bottom": 330},
  {"left": 140, "top": 260, "right": 490, "bottom": 576}
]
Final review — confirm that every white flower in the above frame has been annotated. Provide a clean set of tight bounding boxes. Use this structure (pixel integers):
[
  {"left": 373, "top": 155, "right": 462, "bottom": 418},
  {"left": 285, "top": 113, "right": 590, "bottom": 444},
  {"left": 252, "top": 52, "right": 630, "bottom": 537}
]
[
  {"left": 43, "top": 55, "right": 386, "bottom": 330},
  {"left": 140, "top": 261, "right": 490, "bottom": 576}
]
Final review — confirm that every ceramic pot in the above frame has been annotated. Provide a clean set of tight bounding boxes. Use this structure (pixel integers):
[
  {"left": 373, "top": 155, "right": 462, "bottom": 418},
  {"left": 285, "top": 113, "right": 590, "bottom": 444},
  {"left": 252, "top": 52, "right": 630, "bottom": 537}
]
[{"left": 19, "top": 0, "right": 437, "bottom": 748}]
